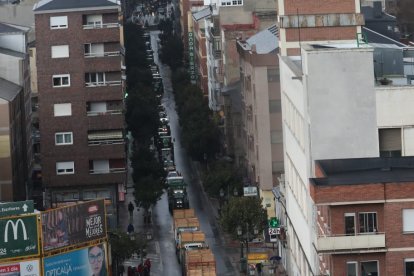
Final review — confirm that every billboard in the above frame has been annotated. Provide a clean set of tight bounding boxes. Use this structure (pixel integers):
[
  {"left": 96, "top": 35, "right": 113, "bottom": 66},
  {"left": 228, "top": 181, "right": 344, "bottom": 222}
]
[
  {"left": 43, "top": 243, "right": 108, "bottom": 276},
  {"left": 41, "top": 200, "right": 107, "bottom": 252},
  {"left": 0, "top": 215, "right": 39, "bottom": 260},
  {"left": 0, "top": 259, "right": 40, "bottom": 276}
]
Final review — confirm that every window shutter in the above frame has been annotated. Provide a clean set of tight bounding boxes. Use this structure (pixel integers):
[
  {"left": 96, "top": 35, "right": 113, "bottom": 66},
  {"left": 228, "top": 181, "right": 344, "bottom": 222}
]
[
  {"left": 51, "top": 45, "right": 69, "bottom": 58},
  {"left": 403, "top": 209, "right": 414, "bottom": 232},
  {"left": 54, "top": 103, "right": 72, "bottom": 116},
  {"left": 379, "top": 128, "right": 401, "bottom": 151}
]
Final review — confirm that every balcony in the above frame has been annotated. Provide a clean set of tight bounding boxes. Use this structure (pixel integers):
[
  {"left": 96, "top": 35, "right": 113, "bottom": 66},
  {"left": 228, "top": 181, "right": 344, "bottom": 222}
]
[
  {"left": 83, "top": 22, "right": 119, "bottom": 29},
  {"left": 88, "top": 130, "right": 124, "bottom": 146},
  {"left": 84, "top": 51, "right": 120, "bottom": 58},
  {"left": 317, "top": 233, "right": 386, "bottom": 253},
  {"left": 89, "top": 159, "right": 126, "bottom": 175},
  {"left": 87, "top": 109, "right": 122, "bottom": 117}
]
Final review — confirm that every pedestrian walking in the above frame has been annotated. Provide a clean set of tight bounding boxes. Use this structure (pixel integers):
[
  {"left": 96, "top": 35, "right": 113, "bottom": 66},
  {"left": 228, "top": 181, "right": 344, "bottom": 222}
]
[
  {"left": 119, "top": 264, "right": 125, "bottom": 276},
  {"left": 127, "top": 266, "right": 133, "bottom": 276},
  {"left": 137, "top": 263, "right": 144, "bottom": 276},
  {"left": 144, "top": 258, "right": 151, "bottom": 274},
  {"left": 128, "top": 202, "right": 134, "bottom": 218},
  {"left": 127, "top": 223, "right": 134, "bottom": 234}
]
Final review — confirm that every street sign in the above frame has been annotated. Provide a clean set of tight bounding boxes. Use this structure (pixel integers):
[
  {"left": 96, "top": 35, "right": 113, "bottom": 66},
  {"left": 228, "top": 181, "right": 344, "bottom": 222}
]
[
  {"left": 268, "top": 228, "right": 280, "bottom": 235},
  {"left": 243, "top": 187, "right": 258, "bottom": 197},
  {"left": 0, "top": 201, "right": 34, "bottom": 218},
  {"left": 0, "top": 214, "right": 40, "bottom": 260}
]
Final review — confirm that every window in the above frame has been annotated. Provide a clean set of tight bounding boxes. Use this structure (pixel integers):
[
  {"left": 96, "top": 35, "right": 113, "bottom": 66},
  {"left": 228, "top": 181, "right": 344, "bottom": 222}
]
[
  {"left": 84, "top": 43, "right": 104, "bottom": 57},
  {"left": 53, "top": 74, "right": 70, "bottom": 87},
  {"left": 405, "top": 258, "right": 414, "bottom": 276},
  {"left": 345, "top": 213, "right": 356, "bottom": 235},
  {"left": 86, "top": 14, "right": 103, "bottom": 27},
  {"left": 54, "top": 103, "right": 72, "bottom": 117},
  {"left": 85, "top": 72, "right": 105, "bottom": 86},
  {"left": 84, "top": 189, "right": 110, "bottom": 200},
  {"left": 271, "top": 130, "right": 283, "bottom": 144},
  {"left": 403, "top": 209, "right": 414, "bottom": 232},
  {"left": 51, "top": 45, "right": 69, "bottom": 58},
  {"left": 56, "top": 161, "right": 74, "bottom": 175},
  {"left": 379, "top": 128, "right": 401, "bottom": 157},
  {"left": 50, "top": 16, "right": 68, "bottom": 29},
  {"left": 346, "top": 262, "right": 357, "bottom": 276},
  {"left": 269, "top": 100, "right": 281, "bottom": 113},
  {"left": 359, "top": 212, "right": 377, "bottom": 233},
  {"left": 361, "top": 261, "right": 378, "bottom": 276},
  {"left": 55, "top": 132, "right": 73, "bottom": 145},
  {"left": 267, "top": 68, "right": 279, "bottom": 82}
]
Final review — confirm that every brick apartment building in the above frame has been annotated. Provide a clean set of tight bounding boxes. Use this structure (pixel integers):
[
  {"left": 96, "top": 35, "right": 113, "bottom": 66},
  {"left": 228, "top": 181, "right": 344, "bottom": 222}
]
[
  {"left": 277, "top": 0, "right": 365, "bottom": 55},
  {"left": 34, "top": 0, "right": 126, "bottom": 226},
  {"left": 312, "top": 157, "right": 414, "bottom": 276}
]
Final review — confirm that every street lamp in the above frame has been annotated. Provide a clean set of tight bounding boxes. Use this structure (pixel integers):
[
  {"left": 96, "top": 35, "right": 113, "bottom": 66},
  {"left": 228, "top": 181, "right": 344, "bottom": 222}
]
[
  {"left": 237, "top": 222, "right": 259, "bottom": 272},
  {"left": 233, "top": 187, "right": 238, "bottom": 196}
]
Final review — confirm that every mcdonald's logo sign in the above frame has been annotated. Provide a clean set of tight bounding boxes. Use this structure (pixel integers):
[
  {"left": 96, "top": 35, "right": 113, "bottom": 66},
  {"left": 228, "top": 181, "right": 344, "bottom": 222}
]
[
  {"left": 4, "top": 219, "right": 28, "bottom": 243},
  {"left": 0, "top": 215, "right": 39, "bottom": 260}
]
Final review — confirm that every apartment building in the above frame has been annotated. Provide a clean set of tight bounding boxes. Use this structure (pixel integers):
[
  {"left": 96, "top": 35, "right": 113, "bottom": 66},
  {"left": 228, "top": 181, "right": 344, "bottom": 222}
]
[
  {"left": 192, "top": 7, "right": 211, "bottom": 95},
  {"left": 203, "top": 0, "right": 277, "bottom": 111},
  {"left": 180, "top": 0, "right": 203, "bottom": 53},
  {"left": 277, "top": 0, "right": 364, "bottom": 55},
  {"left": 312, "top": 157, "right": 414, "bottom": 276},
  {"left": 236, "top": 25, "right": 281, "bottom": 218},
  {"left": 33, "top": 0, "right": 126, "bottom": 226},
  {"left": 0, "top": 22, "right": 32, "bottom": 201},
  {"left": 278, "top": 43, "right": 414, "bottom": 275}
]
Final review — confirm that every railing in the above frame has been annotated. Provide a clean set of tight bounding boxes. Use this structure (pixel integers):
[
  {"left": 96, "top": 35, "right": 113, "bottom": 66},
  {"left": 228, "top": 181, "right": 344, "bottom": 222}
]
[
  {"left": 88, "top": 139, "right": 125, "bottom": 146},
  {"left": 83, "top": 22, "right": 119, "bottom": 29},
  {"left": 317, "top": 232, "right": 386, "bottom": 252},
  {"left": 85, "top": 80, "right": 122, "bottom": 87},
  {"left": 89, "top": 167, "right": 126, "bottom": 174},
  {"left": 84, "top": 51, "right": 120, "bottom": 58},
  {"left": 87, "top": 110, "right": 122, "bottom": 116}
]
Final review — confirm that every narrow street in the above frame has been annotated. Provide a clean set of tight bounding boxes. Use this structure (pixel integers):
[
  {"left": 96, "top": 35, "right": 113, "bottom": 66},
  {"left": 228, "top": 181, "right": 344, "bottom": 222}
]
[{"left": 119, "top": 30, "right": 240, "bottom": 275}]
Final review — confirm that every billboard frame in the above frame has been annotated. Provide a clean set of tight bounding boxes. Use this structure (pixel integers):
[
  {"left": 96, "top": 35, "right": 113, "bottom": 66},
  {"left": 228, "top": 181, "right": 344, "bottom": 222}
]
[
  {"left": 40, "top": 199, "right": 108, "bottom": 253},
  {"left": 0, "top": 214, "right": 40, "bottom": 262},
  {"left": 42, "top": 241, "right": 109, "bottom": 276}
]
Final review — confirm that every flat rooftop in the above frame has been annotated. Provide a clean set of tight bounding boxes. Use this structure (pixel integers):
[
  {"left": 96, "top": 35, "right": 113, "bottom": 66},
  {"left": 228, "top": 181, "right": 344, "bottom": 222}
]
[{"left": 312, "top": 157, "right": 414, "bottom": 186}]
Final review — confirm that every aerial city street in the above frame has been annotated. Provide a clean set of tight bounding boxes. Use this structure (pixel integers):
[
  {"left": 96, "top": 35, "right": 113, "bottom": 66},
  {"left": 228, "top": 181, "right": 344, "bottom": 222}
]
[{"left": 0, "top": 0, "right": 414, "bottom": 275}]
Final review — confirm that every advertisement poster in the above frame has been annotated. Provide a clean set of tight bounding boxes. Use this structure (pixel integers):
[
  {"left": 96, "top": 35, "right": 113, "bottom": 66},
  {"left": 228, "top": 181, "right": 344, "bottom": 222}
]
[
  {"left": 0, "top": 259, "right": 40, "bottom": 276},
  {"left": 41, "top": 200, "right": 107, "bottom": 252},
  {"left": 0, "top": 215, "right": 39, "bottom": 260},
  {"left": 43, "top": 243, "right": 108, "bottom": 276}
]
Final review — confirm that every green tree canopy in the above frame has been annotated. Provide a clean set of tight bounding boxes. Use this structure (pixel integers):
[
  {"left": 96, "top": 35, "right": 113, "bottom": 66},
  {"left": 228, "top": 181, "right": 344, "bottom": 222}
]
[
  {"left": 133, "top": 174, "right": 166, "bottom": 210},
  {"left": 220, "top": 197, "right": 267, "bottom": 240},
  {"left": 202, "top": 161, "right": 241, "bottom": 197},
  {"left": 109, "top": 230, "right": 147, "bottom": 262}
]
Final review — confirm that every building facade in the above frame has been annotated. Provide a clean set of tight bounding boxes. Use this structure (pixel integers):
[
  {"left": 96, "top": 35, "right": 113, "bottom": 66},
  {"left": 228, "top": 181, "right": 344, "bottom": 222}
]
[
  {"left": 0, "top": 22, "right": 32, "bottom": 202},
  {"left": 312, "top": 157, "right": 414, "bottom": 276},
  {"left": 277, "top": 0, "right": 364, "bottom": 56},
  {"left": 278, "top": 43, "right": 414, "bottom": 275},
  {"left": 237, "top": 25, "right": 282, "bottom": 218},
  {"left": 34, "top": 0, "right": 126, "bottom": 226}
]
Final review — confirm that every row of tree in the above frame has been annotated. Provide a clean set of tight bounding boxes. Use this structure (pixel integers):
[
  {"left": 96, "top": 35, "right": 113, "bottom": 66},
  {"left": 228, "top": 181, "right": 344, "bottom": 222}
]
[{"left": 124, "top": 22, "right": 167, "bottom": 213}]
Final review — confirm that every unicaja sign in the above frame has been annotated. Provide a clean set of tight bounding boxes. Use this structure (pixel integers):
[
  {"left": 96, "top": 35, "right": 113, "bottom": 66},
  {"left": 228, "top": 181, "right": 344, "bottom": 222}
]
[{"left": 4, "top": 219, "right": 28, "bottom": 242}]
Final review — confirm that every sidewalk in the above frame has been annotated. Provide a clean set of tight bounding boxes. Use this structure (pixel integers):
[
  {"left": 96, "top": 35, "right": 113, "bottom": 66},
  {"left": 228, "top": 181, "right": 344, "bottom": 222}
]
[{"left": 191, "top": 161, "right": 280, "bottom": 276}]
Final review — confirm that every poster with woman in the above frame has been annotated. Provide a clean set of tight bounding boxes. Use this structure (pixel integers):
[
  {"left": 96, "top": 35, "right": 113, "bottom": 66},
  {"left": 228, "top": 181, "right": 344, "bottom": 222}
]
[{"left": 43, "top": 243, "right": 108, "bottom": 276}]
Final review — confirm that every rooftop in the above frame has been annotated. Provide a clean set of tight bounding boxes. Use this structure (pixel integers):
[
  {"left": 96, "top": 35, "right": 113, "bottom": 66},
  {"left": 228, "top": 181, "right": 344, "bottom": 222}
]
[
  {"left": 0, "top": 77, "right": 21, "bottom": 102},
  {"left": 312, "top": 157, "right": 414, "bottom": 186},
  {"left": 0, "top": 22, "right": 27, "bottom": 34},
  {"left": 193, "top": 6, "right": 211, "bottom": 21},
  {"left": 238, "top": 24, "right": 278, "bottom": 54},
  {"left": 33, "top": 0, "right": 119, "bottom": 12}
]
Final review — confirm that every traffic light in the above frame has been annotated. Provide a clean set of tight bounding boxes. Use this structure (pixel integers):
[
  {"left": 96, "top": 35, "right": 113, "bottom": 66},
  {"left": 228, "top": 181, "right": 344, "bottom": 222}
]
[{"left": 269, "top": 217, "right": 279, "bottom": 228}]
